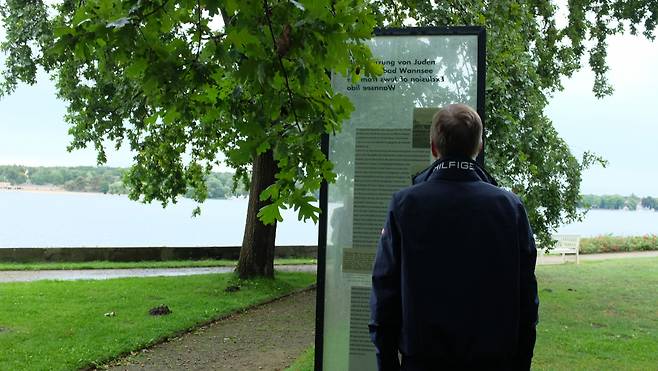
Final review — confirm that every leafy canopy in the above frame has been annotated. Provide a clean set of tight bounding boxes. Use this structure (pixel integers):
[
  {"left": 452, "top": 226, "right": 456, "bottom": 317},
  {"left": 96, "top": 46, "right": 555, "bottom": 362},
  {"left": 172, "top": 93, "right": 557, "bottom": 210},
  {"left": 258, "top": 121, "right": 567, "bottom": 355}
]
[
  {"left": 368, "top": 0, "right": 655, "bottom": 245},
  {"left": 2, "top": 0, "right": 657, "bottom": 246},
  {"left": 0, "top": 0, "right": 380, "bottom": 221}
]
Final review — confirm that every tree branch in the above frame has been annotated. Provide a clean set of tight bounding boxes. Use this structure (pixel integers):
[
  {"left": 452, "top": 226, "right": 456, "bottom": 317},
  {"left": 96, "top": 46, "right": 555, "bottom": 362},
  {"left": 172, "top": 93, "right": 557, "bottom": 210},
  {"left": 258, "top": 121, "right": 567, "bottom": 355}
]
[
  {"left": 195, "top": 0, "right": 202, "bottom": 60},
  {"left": 141, "top": 0, "right": 171, "bottom": 19},
  {"left": 262, "top": 0, "right": 302, "bottom": 133}
]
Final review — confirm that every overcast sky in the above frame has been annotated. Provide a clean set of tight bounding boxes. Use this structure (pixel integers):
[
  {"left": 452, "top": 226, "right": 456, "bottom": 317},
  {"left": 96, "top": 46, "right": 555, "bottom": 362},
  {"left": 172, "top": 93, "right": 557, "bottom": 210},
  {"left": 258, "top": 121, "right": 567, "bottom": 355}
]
[
  {"left": 0, "top": 22, "right": 656, "bottom": 196},
  {"left": 544, "top": 33, "right": 658, "bottom": 196}
]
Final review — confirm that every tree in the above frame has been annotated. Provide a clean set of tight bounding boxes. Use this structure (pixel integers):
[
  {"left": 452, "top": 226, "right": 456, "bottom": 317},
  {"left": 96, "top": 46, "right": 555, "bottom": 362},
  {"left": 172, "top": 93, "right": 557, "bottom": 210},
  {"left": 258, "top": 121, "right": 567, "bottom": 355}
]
[
  {"left": 626, "top": 193, "right": 640, "bottom": 210},
  {"left": 2, "top": 0, "right": 656, "bottom": 263},
  {"left": 367, "top": 0, "right": 656, "bottom": 245},
  {"left": 0, "top": 165, "right": 27, "bottom": 185},
  {"left": 0, "top": 0, "right": 380, "bottom": 278},
  {"left": 580, "top": 194, "right": 646, "bottom": 210},
  {"left": 641, "top": 196, "right": 656, "bottom": 210}
]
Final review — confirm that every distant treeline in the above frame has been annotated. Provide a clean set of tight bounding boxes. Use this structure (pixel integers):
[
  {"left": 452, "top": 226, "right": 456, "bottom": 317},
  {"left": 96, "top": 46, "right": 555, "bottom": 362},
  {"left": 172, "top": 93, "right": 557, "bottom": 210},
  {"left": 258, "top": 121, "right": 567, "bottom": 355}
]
[
  {"left": 579, "top": 194, "right": 657, "bottom": 211},
  {"left": 0, "top": 165, "right": 247, "bottom": 199},
  {"left": 4, "top": 165, "right": 654, "bottom": 208}
]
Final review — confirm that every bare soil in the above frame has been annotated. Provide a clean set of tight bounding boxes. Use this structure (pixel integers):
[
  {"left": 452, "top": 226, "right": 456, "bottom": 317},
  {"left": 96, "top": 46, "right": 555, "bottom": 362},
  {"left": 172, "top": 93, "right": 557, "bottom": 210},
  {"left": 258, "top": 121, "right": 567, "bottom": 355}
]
[{"left": 102, "top": 289, "right": 316, "bottom": 371}]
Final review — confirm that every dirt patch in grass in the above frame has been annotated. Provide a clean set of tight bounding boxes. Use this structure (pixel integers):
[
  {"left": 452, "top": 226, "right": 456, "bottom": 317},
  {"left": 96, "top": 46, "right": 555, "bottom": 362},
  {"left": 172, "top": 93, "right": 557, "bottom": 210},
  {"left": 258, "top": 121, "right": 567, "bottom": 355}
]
[{"left": 102, "top": 289, "right": 317, "bottom": 370}]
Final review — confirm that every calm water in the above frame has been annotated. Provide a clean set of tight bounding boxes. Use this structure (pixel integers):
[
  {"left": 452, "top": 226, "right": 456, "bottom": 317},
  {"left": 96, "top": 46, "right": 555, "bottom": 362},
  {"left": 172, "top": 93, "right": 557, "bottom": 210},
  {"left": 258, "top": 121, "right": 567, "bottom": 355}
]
[
  {"left": 1, "top": 190, "right": 657, "bottom": 247},
  {"left": 556, "top": 208, "right": 658, "bottom": 236},
  {"left": 0, "top": 190, "right": 317, "bottom": 247}
]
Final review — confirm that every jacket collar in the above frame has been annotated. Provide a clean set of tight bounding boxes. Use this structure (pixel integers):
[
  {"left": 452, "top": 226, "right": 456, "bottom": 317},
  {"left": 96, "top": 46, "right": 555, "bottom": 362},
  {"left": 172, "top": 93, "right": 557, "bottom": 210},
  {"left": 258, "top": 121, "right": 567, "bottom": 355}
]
[{"left": 427, "top": 157, "right": 482, "bottom": 182}]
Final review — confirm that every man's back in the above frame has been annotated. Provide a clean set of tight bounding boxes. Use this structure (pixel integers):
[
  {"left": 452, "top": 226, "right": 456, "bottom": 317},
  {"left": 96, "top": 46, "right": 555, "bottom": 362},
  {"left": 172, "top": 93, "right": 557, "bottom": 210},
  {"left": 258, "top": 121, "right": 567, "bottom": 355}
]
[{"left": 369, "top": 161, "right": 539, "bottom": 370}]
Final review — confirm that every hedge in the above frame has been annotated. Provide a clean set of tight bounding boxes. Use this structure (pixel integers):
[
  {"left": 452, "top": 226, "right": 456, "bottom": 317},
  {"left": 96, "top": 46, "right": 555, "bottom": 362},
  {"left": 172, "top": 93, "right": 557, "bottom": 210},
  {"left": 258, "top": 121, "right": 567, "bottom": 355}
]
[{"left": 579, "top": 235, "right": 658, "bottom": 254}]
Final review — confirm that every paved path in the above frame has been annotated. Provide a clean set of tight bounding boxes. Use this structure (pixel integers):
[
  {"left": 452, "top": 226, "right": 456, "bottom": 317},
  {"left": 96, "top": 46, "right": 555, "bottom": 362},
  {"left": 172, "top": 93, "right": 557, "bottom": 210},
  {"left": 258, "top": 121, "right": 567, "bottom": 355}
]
[
  {"left": 537, "top": 250, "right": 658, "bottom": 265},
  {"left": 0, "top": 265, "right": 317, "bottom": 283},
  {"left": 1, "top": 251, "right": 656, "bottom": 282},
  {"left": 103, "top": 288, "right": 316, "bottom": 371}
]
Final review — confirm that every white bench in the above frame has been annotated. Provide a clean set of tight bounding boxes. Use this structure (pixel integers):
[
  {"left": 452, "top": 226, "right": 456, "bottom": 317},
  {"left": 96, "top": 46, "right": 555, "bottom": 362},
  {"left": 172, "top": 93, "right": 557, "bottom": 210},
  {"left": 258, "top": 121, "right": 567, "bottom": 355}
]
[{"left": 540, "top": 234, "right": 581, "bottom": 264}]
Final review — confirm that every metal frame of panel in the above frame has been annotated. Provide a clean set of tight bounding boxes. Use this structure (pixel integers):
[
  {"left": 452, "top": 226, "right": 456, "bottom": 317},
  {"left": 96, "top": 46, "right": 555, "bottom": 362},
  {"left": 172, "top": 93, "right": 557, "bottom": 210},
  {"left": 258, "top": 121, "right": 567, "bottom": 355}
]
[{"left": 314, "top": 26, "right": 486, "bottom": 370}]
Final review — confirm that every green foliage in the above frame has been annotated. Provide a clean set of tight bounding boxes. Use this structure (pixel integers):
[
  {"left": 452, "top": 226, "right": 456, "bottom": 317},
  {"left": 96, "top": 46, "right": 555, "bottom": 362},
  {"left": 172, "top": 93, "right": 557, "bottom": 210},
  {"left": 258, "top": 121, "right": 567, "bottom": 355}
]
[
  {"left": 0, "top": 164, "right": 27, "bottom": 184},
  {"left": 579, "top": 194, "right": 654, "bottom": 210},
  {"left": 580, "top": 235, "right": 658, "bottom": 254},
  {"left": 641, "top": 196, "right": 657, "bottom": 210},
  {"left": 368, "top": 1, "right": 655, "bottom": 245},
  {"left": 0, "top": 0, "right": 378, "bottom": 219},
  {"left": 0, "top": 271, "right": 315, "bottom": 370},
  {"left": 2, "top": 1, "right": 657, "bottom": 245}
]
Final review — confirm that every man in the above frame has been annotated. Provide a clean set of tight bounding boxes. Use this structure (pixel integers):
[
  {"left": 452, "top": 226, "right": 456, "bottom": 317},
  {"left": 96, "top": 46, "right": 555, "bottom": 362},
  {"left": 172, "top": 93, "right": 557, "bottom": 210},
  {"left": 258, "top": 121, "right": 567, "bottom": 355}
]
[{"left": 369, "top": 104, "right": 539, "bottom": 370}]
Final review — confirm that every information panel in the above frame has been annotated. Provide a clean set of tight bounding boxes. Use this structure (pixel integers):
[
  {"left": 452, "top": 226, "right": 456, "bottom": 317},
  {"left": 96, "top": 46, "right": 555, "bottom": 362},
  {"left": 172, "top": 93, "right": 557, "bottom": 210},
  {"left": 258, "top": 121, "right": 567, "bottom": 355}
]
[{"left": 316, "top": 27, "right": 485, "bottom": 370}]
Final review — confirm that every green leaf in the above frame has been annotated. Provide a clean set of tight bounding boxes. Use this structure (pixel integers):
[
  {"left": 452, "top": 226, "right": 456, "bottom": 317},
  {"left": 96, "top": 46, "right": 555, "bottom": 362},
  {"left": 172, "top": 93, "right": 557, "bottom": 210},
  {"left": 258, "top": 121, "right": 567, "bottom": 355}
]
[
  {"left": 226, "top": 28, "right": 259, "bottom": 51},
  {"left": 54, "top": 26, "right": 75, "bottom": 37},
  {"left": 297, "top": 197, "right": 321, "bottom": 223},
  {"left": 256, "top": 140, "right": 270, "bottom": 155},
  {"left": 257, "top": 203, "right": 283, "bottom": 225},
  {"left": 225, "top": 0, "right": 239, "bottom": 14},
  {"left": 162, "top": 109, "right": 180, "bottom": 124},
  {"left": 125, "top": 59, "right": 148, "bottom": 79},
  {"left": 259, "top": 184, "right": 280, "bottom": 201},
  {"left": 205, "top": 86, "right": 219, "bottom": 102},
  {"left": 365, "top": 61, "right": 384, "bottom": 76}
]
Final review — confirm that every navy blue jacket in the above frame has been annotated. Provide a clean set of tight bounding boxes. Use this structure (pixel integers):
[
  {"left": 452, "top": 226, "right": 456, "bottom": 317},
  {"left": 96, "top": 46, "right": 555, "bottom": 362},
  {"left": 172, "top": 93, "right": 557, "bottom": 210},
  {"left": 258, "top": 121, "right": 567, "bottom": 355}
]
[{"left": 369, "top": 158, "right": 539, "bottom": 370}]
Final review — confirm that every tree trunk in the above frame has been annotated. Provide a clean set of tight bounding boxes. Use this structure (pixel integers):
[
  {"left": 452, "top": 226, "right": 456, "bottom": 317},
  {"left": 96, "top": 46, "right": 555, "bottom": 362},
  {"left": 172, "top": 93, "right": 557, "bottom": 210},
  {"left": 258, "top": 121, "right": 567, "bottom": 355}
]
[{"left": 236, "top": 149, "right": 278, "bottom": 279}]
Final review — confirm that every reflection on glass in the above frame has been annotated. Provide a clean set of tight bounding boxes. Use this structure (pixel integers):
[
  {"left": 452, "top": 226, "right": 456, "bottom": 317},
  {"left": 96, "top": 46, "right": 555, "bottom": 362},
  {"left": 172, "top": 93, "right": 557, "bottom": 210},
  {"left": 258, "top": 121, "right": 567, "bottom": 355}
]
[{"left": 323, "top": 35, "right": 479, "bottom": 371}]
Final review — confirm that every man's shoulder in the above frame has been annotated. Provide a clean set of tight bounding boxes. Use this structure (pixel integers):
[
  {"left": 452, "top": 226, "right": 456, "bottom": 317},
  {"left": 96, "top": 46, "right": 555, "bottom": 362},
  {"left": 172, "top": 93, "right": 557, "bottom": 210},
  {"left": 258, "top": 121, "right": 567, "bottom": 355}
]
[
  {"left": 390, "top": 182, "right": 429, "bottom": 202},
  {"left": 472, "top": 183, "right": 527, "bottom": 212},
  {"left": 393, "top": 180, "right": 523, "bottom": 207},
  {"left": 479, "top": 182, "right": 523, "bottom": 202}
]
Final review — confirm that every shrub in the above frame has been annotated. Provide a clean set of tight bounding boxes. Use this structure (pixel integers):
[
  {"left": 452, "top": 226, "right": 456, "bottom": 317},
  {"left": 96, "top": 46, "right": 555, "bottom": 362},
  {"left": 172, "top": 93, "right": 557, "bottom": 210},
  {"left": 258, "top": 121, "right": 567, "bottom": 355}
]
[{"left": 579, "top": 235, "right": 658, "bottom": 254}]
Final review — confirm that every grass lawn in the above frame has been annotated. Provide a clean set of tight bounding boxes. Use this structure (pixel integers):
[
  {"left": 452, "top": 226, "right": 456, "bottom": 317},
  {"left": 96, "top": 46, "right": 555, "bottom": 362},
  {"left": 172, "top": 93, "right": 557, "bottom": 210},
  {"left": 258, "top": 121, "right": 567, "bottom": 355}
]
[
  {"left": 532, "top": 257, "right": 658, "bottom": 370},
  {"left": 286, "top": 346, "right": 315, "bottom": 371},
  {"left": 293, "top": 257, "right": 658, "bottom": 370},
  {"left": 0, "top": 258, "right": 316, "bottom": 271},
  {"left": 0, "top": 271, "right": 315, "bottom": 370}
]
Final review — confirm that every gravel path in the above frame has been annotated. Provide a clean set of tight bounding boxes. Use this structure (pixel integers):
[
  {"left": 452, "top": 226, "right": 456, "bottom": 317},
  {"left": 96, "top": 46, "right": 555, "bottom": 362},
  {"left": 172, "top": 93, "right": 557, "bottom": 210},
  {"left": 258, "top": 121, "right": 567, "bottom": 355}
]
[
  {"left": 102, "top": 288, "right": 317, "bottom": 371},
  {"left": 0, "top": 265, "right": 317, "bottom": 283}
]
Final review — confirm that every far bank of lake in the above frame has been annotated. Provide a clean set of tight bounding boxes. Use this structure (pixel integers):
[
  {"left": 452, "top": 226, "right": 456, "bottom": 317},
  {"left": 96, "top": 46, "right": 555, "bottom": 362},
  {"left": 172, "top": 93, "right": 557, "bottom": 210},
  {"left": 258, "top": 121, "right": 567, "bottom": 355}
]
[{"left": 1, "top": 190, "right": 657, "bottom": 248}]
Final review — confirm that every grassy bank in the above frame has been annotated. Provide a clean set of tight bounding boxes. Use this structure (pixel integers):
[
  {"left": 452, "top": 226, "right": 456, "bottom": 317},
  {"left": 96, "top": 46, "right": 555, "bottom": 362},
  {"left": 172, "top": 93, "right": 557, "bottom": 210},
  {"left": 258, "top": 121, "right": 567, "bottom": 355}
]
[
  {"left": 0, "top": 258, "right": 316, "bottom": 271},
  {"left": 0, "top": 271, "right": 315, "bottom": 370},
  {"left": 293, "top": 257, "right": 658, "bottom": 370},
  {"left": 580, "top": 235, "right": 658, "bottom": 254}
]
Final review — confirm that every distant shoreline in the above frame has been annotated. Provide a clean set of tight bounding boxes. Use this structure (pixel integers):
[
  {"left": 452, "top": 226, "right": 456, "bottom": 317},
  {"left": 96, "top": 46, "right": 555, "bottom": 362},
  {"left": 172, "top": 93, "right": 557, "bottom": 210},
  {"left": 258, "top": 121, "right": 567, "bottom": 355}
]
[
  {"left": 0, "top": 186, "right": 109, "bottom": 196},
  {"left": 0, "top": 187, "right": 248, "bottom": 200}
]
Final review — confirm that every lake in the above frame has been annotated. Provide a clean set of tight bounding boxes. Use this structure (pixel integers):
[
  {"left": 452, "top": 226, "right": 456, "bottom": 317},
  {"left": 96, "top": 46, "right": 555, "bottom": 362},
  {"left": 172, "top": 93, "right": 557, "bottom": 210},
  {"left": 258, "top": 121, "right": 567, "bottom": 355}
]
[
  {"left": 0, "top": 190, "right": 316, "bottom": 247},
  {"left": 1, "top": 190, "right": 657, "bottom": 248}
]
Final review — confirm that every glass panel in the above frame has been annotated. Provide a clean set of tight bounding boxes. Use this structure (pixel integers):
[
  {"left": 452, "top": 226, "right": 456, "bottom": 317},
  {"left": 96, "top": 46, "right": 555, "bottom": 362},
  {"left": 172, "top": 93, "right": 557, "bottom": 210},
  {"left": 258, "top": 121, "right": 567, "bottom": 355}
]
[{"left": 323, "top": 34, "right": 479, "bottom": 371}]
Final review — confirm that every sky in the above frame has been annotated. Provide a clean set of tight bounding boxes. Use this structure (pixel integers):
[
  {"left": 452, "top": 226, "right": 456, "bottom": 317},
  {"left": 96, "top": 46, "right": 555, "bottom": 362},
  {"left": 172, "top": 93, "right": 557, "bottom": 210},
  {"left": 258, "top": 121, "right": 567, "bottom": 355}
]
[
  {"left": 544, "top": 33, "right": 658, "bottom": 196},
  {"left": 0, "top": 20, "right": 656, "bottom": 196}
]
